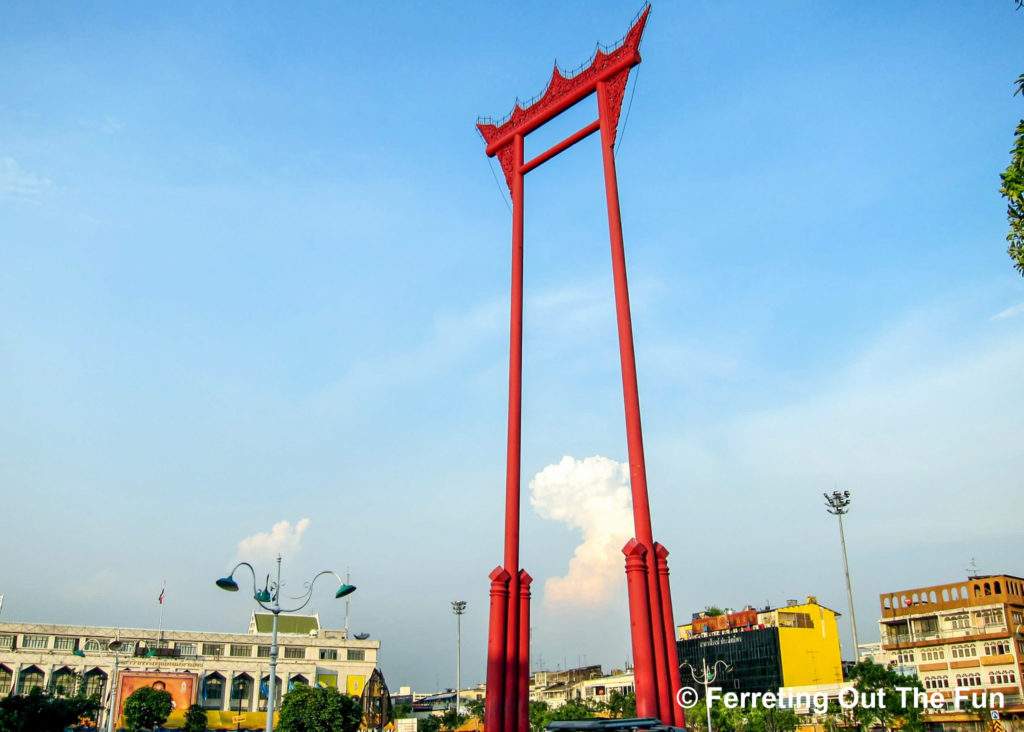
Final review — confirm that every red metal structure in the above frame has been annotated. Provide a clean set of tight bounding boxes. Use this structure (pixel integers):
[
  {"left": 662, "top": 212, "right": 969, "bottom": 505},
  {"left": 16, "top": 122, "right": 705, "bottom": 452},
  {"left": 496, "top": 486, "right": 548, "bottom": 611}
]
[{"left": 477, "top": 6, "right": 684, "bottom": 730}]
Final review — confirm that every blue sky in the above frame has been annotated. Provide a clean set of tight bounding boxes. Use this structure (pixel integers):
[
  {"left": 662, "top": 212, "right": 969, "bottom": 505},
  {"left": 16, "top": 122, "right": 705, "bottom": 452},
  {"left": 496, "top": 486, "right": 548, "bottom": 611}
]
[{"left": 2, "top": 1, "right": 1023, "bottom": 693}]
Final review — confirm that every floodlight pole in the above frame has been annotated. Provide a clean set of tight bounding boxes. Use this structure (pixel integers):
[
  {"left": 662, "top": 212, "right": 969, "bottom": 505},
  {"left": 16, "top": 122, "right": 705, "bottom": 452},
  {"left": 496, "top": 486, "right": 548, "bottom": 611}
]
[
  {"left": 825, "top": 491, "right": 859, "bottom": 658},
  {"left": 452, "top": 601, "right": 467, "bottom": 714}
]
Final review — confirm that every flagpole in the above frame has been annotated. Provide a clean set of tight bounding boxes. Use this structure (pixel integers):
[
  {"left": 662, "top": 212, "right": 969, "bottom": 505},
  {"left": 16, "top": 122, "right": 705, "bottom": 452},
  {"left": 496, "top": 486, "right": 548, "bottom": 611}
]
[{"left": 158, "top": 582, "right": 166, "bottom": 643}]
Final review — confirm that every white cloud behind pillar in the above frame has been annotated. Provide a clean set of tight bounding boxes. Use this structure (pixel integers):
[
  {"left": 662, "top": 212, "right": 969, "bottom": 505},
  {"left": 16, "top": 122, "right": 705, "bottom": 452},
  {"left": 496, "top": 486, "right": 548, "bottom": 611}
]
[{"left": 530, "top": 455, "right": 634, "bottom": 610}]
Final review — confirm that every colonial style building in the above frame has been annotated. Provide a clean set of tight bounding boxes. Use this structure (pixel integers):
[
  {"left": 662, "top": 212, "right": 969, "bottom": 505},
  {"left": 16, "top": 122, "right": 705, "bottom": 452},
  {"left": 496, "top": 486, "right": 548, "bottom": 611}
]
[
  {"left": 0, "top": 613, "right": 381, "bottom": 728},
  {"left": 873, "top": 573, "right": 1024, "bottom": 714}
]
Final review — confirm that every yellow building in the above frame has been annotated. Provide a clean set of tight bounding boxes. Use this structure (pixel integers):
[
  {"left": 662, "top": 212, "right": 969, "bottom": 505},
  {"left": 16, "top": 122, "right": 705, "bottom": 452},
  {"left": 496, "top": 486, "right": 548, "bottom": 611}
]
[{"left": 676, "top": 596, "right": 843, "bottom": 694}]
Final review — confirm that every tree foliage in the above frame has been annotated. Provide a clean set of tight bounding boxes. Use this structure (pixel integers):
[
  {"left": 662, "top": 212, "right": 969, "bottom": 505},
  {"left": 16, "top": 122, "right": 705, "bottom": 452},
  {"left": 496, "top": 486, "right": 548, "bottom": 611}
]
[
  {"left": 0, "top": 687, "right": 100, "bottom": 732},
  {"left": 603, "top": 691, "right": 636, "bottom": 719},
  {"left": 123, "top": 686, "right": 173, "bottom": 732},
  {"left": 1002, "top": 5, "right": 1024, "bottom": 275},
  {"left": 184, "top": 704, "right": 208, "bottom": 732},
  {"left": 439, "top": 709, "right": 467, "bottom": 731},
  {"left": 276, "top": 685, "right": 362, "bottom": 732},
  {"left": 464, "top": 697, "right": 485, "bottom": 720},
  {"left": 847, "top": 660, "right": 925, "bottom": 732},
  {"left": 418, "top": 715, "right": 443, "bottom": 732}
]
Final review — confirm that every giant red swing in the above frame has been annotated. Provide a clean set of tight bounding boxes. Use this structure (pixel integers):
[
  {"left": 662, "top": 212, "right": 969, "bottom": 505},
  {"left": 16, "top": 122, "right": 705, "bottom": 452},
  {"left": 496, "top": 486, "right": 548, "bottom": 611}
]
[{"left": 476, "top": 5, "right": 684, "bottom": 731}]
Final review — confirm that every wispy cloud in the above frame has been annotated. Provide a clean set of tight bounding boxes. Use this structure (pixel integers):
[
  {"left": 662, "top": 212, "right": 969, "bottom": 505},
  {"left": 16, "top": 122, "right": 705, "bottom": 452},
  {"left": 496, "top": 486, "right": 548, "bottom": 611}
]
[
  {"left": 1, "top": 157, "right": 51, "bottom": 203},
  {"left": 530, "top": 455, "right": 634, "bottom": 610},
  {"left": 992, "top": 302, "right": 1024, "bottom": 320},
  {"left": 236, "top": 519, "right": 311, "bottom": 562}
]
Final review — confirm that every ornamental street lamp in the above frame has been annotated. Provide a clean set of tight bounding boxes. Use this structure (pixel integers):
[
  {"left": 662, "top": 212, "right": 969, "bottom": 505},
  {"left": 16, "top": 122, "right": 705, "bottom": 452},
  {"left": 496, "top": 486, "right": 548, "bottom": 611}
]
[
  {"left": 680, "top": 659, "right": 730, "bottom": 732},
  {"left": 824, "top": 490, "right": 859, "bottom": 659},
  {"left": 106, "top": 639, "right": 125, "bottom": 732},
  {"left": 215, "top": 554, "right": 355, "bottom": 732},
  {"left": 451, "top": 601, "right": 466, "bottom": 714}
]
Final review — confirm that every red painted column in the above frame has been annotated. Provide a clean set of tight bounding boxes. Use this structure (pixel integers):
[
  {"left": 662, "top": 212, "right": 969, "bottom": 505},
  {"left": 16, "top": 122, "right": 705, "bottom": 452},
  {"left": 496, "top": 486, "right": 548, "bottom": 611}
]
[
  {"left": 655, "top": 544, "right": 685, "bottom": 728},
  {"left": 504, "top": 132, "right": 526, "bottom": 732},
  {"left": 623, "top": 539, "right": 658, "bottom": 721},
  {"left": 517, "top": 571, "right": 532, "bottom": 732},
  {"left": 485, "top": 567, "right": 511, "bottom": 732},
  {"left": 597, "top": 80, "right": 669, "bottom": 723}
]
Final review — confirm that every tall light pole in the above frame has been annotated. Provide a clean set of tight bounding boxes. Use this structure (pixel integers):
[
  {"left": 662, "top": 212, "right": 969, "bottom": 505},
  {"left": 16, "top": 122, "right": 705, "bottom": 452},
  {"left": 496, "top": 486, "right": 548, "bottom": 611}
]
[
  {"left": 825, "top": 490, "right": 859, "bottom": 659},
  {"left": 106, "top": 639, "right": 124, "bottom": 732},
  {"left": 451, "top": 601, "right": 466, "bottom": 714},
  {"left": 216, "top": 554, "right": 356, "bottom": 732}
]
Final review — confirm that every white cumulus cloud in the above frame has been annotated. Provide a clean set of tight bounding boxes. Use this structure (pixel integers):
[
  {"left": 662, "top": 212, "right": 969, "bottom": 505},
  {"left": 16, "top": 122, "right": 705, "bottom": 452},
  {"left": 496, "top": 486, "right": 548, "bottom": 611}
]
[
  {"left": 530, "top": 455, "right": 634, "bottom": 609},
  {"left": 236, "top": 519, "right": 311, "bottom": 562}
]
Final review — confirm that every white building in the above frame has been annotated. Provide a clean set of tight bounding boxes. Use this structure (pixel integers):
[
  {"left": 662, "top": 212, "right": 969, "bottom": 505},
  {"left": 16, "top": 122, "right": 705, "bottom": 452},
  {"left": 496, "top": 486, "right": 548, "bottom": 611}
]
[{"left": 0, "top": 613, "right": 379, "bottom": 723}]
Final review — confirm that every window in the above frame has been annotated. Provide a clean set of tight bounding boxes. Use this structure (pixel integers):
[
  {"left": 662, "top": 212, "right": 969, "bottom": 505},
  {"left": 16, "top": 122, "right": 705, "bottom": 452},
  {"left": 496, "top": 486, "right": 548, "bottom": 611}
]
[
  {"left": 318, "top": 649, "right": 338, "bottom": 661},
  {"left": 284, "top": 647, "right": 305, "bottom": 659},
  {"left": 257, "top": 646, "right": 271, "bottom": 658},
  {"left": 229, "top": 645, "right": 251, "bottom": 658},
  {"left": 1012, "top": 610, "right": 1024, "bottom": 625},
  {"left": 979, "top": 609, "right": 1004, "bottom": 625},
  {"left": 0, "top": 667, "right": 11, "bottom": 693},
  {"left": 0, "top": 636, "right": 13, "bottom": 650},
  {"left": 897, "top": 650, "right": 915, "bottom": 664},
  {"left": 951, "top": 644, "right": 976, "bottom": 658},
  {"left": 990, "top": 670, "right": 1016, "bottom": 685},
  {"left": 118, "top": 641, "right": 136, "bottom": 654},
  {"left": 921, "top": 648, "right": 945, "bottom": 661},
  {"left": 347, "top": 649, "right": 365, "bottom": 662},
  {"left": 17, "top": 668, "right": 45, "bottom": 694},
  {"left": 83, "top": 671, "right": 107, "bottom": 700},
  {"left": 203, "top": 676, "right": 224, "bottom": 701},
  {"left": 948, "top": 613, "right": 970, "bottom": 629},
  {"left": 924, "top": 676, "right": 949, "bottom": 689},
  {"left": 202, "top": 643, "right": 224, "bottom": 657},
  {"left": 176, "top": 643, "right": 196, "bottom": 656},
  {"left": 955, "top": 673, "right": 981, "bottom": 687},
  {"left": 54, "top": 637, "right": 78, "bottom": 651},
  {"left": 984, "top": 641, "right": 1010, "bottom": 655},
  {"left": 22, "top": 635, "right": 48, "bottom": 649},
  {"left": 83, "top": 639, "right": 101, "bottom": 652}
]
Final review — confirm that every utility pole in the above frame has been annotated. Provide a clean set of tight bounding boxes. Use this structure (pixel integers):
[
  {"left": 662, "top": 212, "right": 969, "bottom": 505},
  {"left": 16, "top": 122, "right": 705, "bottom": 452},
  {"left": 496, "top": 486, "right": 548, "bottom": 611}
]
[
  {"left": 825, "top": 490, "right": 859, "bottom": 658},
  {"left": 452, "top": 601, "right": 466, "bottom": 714}
]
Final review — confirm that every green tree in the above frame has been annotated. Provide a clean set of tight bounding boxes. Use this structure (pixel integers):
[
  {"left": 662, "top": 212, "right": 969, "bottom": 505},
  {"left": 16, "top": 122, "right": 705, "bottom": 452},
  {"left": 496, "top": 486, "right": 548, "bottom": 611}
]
[
  {"left": 744, "top": 705, "right": 800, "bottom": 732},
  {"left": 419, "top": 715, "right": 443, "bottom": 732},
  {"left": 439, "top": 709, "right": 467, "bottom": 731},
  {"left": 531, "top": 699, "right": 598, "bottom": 731},
  {"left": 464, "top": 698, "right": 485, "bottom": 720},
  {"left": 847, "top": 661, "right": 924, "bottom": 732},
  {"left": 276, "top": 685, "right": 362, "bottom": 732},
  {"left": 604, "top": 691, "right": 636, "bottom": 719},
  {"left": 1001, "top": 3, "right": 1024, "bottom": 275},
  {"left": 123, "top": 686, "right": 173, "bottom": 732},
  {"left": 392, "top": 703, "right": 413, "bottom": 720},
  {"left": 528, "top": 701, "right": 550, "bottom": 732},
  {"left": 184, "top": 704, "right": 208, "bottom": 732},
  {"left": 0, "top": 687, "right": 100, "bottom": 732}
]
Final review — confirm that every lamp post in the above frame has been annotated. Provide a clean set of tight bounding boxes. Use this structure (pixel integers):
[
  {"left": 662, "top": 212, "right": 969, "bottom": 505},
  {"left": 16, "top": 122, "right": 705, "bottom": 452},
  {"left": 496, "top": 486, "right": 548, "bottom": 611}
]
[
  {"left": 106, "top": 639, "right": 124, "bottom": 732},
  {"left": 824, "top": 490, "right": 859, "bottom": 658},
  {"left": 680, "top": 659, "right": 729, "bottom": 732},
  {"left": 215, "top": 554, "right": 355, "bottom": 732},
  {"left": 451, "top": 601, "right": 466, "bottom": 714}
]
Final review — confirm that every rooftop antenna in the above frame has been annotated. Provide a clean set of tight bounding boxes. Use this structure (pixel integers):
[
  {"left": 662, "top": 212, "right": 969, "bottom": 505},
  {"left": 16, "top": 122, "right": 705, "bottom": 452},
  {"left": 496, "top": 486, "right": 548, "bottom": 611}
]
[{"left": 966, "top": 557, "right": 980, "bottom": 578}]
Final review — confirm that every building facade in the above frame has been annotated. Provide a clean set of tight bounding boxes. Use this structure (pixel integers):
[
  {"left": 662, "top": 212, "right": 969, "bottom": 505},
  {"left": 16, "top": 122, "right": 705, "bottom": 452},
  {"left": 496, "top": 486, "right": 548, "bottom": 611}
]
[
  {"left": 0, "top": 613, "right": 380, "bottom": 726},
  {"left": 676, "top": 596, "right": 844, "bottom": 696},
  {"left": 872, "top": 574, "right": 1024, "bottom": 714}
]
